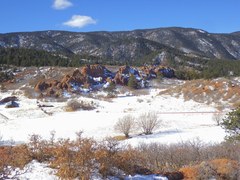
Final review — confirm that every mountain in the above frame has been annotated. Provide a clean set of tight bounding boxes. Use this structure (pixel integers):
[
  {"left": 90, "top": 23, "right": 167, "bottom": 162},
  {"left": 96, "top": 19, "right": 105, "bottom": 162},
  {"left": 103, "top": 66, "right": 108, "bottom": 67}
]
[{"left": 0, "top": 27, "right": 240, "bottom": 65}]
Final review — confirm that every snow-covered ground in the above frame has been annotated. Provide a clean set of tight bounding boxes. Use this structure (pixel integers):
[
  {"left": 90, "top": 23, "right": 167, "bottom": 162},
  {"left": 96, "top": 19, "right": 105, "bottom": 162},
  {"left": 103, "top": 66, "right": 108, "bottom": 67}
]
[
  {"left": 5, "top": 161, "right": 58, "bottom": 180},
  {"left": 0, "top": 88, "right": 226, "bottom": 145},
  {"left": 4, "top": 161, "right": 167, "bottom": 180},
  {"left": 0, "top": 87, "right": 228, "bottom": 179}
]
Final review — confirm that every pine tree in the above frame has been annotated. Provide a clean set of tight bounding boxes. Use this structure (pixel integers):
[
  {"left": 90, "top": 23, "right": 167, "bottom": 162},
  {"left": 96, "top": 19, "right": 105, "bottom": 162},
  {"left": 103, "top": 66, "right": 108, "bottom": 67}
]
[
  {"left": 221, "top": 107, "right": 240, "bottom": 141},
  {"left": 127, "top": 74, "right": 138, "bottom": 89}
]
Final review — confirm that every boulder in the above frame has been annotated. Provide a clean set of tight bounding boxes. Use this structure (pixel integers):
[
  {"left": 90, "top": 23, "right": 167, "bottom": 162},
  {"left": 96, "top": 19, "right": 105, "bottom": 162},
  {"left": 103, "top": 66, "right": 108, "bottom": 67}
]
[
  {"left": 114, "top": 73, "right": 128, "bottom": 85},
  {"left": 113, "top": 65, "right": 141, "bottom": 86},
  {"left": 118, "top": 65, "right": 140, "bottom": 76},
  {"left": 140, "top": 66, "right": 157, "bottom": 79},
  {"left": 0, "top": 96, "right": 18, "bottom": 104},
  {"left": 5, "top": 101, "right": 19, "bottom": 108},
  {"left": 46, "top": 88, "right": 55, "bottom": 97},
  {"left": 140, "top": 65, "right": 175, "bottom": 79},
  {"left": 34, "top": 80, "right": 50, "bottom": 92},
  {"left": 72, "top": 69, "right": 81, "bottom": 77},
  {"left": 81, "top": 64, "right": 107, "bottom": 78},
  {"left": 154, "top": 66, "right": 175, "bottom": 78},
  {"left": 163, "top": 172, "right": 184, "bottom": 180}
]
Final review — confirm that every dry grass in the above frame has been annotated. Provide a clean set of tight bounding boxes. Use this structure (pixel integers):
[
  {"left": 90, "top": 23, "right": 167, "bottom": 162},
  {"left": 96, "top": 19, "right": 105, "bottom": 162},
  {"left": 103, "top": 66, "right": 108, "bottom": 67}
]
[
  {"left": 180, "top": 158, "right": 239, "bottom": 180},
  {"left": 159, "top": 78, "right": 240, "bottom": 108},
  {"left": 112, "top": 135, "right": 129, "bottom": 141}
]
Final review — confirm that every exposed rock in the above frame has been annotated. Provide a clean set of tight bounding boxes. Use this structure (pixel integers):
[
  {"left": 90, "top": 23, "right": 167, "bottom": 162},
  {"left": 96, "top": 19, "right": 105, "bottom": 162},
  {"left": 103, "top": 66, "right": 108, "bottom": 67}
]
[
  {"left": 114, "top": 65, "right": 141, "bottom": 86},
  {"left": 154, "top": 66, "right": 175, "bottom": 78},
  {"left": 5, "top": 101, "right": 19, "bottom": 108},
  {"left": 34, "top": 80, "right": 51, "bottom": 92},
  {"left": 0, "top": 96, "right": 18, "bottom": 104},
  {"left": 34, "top": 65, "right": 174, "bottom": 96},
  {"left": 37, "top": 104, "right": 54, "bottom": 108},
  {"left": 140, "top": 65, "right": 175, "bottom": 79},
  {"left": 114, "top": 73, "right": 128, "bottom": 86},
  {"left": 46, "top": 88, "right": 55, "bottom": 97},
  {"left": 34, "top": 65, "right": 114, "bottom": 96},
  {"left": 81, "top": 64, "right": 114, "bottom": 79},
  {"left": 140, "top": 66, "right": 157, "bottom": 79},
  {"left": 163, "top": 171, "right": 184, "bottom": 180},
  {"left": 118, "top": 65, "right": 140, "bottom": 76},
  {"left": 133, "top": 165, "right": 153, "bottom": 175}
]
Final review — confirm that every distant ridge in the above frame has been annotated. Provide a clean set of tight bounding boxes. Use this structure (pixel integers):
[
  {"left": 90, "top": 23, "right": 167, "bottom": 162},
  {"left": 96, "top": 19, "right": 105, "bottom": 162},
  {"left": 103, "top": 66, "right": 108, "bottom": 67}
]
[{"left": 0, "top": 27, "right": 240, "bottom": 64}]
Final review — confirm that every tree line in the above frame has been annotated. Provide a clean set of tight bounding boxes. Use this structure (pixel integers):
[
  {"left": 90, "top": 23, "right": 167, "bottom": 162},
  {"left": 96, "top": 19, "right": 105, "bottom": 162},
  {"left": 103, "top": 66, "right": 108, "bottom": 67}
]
[
  {"left": 1, "top": 47, "right": 240, "bottom": 80},
  {"left": 0, "top": 47, "right": 127, "bottom": 67}
]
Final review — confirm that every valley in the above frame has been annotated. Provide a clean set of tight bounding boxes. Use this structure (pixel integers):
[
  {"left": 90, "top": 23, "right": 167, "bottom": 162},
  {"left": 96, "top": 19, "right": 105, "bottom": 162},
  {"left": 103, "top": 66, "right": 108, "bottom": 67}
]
[
  {"left": 0, "top": 65, "right": 238, "bottom": 179},
  {"left": 1, "top": 28, "right": 240, "bottom": 180}
]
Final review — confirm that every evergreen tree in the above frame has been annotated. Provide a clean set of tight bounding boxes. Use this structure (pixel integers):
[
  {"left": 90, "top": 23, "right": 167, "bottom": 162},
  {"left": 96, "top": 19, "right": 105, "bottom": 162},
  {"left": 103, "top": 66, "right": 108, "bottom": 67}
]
[
  {"left": 127, "top": 74, "right": 138, "bottom": 89},
  {"left": 221, "top": 107, "right": 240, "bottom": 141}
]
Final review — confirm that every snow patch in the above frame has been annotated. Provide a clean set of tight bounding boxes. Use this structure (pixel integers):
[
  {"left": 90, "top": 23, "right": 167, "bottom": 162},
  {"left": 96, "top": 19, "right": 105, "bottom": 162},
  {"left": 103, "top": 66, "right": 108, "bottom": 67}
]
[{"left": 7, "top": 160, "right": 57, "bottom": 180}]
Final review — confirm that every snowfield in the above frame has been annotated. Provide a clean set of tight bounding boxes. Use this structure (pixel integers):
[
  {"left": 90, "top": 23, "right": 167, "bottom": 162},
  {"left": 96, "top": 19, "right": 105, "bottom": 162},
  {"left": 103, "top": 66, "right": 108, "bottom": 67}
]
[
  {"left": 0, "top": 88, "right": 226, "bottom": 145},
  {"left": 0, "top": 86, "right": 227, "bottom": 179}
]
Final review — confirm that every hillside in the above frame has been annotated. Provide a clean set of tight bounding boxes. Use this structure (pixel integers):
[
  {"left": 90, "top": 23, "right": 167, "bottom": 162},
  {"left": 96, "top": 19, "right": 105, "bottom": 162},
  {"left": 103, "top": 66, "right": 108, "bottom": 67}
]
[{"left": 0, "top": 27, "right": 240, "bottom": 66}]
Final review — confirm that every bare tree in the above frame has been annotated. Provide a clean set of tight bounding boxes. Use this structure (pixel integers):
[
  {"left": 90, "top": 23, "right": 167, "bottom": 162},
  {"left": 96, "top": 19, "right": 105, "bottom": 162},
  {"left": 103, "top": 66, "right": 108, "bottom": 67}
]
[
  {"left": 137, "top": 112, "right": 161, "bottom": 135},
  {"left": 114, "top": 115, "right": 135, "bottom": 138},
  {"left": 212, "top": 113, "right": 223, "bottom": 126}
]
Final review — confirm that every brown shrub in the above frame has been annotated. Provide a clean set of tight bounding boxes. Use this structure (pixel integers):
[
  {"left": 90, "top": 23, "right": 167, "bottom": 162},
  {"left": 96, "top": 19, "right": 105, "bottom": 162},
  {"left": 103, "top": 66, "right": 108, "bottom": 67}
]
[
  {"left": 0, "top": 145, "right": 32, "bottom": 178},
  {"left": 210, "top": 159, "right": 239, "bottom": 179},
  {"left": 65, "top": 99, "right": 96, "bottom": 112},
  {"left": 95, "top": 138, "right": 121, "bottom": 177},
  {"left": 180, "top": 159, "right": 239, "bottom": 180},
  {"left": 51, "top": 137, "right": 96, "bottom": 179},
  {"left": 1, "top": 134, "right": 240, "bottom": 179},
  {"left": 96, "top": 138, "right": 147, "bottom": 178},
  {"left": 28, "top": 134, "right": 54, "bottom": 162},
  {"left": 180, "top": 166, "right": 198, "bottom": 180}
]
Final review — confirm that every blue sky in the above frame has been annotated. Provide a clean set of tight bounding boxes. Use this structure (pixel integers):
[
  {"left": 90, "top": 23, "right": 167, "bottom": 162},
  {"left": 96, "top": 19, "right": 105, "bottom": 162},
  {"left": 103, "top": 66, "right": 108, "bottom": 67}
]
[{"left": 0, "top": 0, "right": 239, "bottom": 33}]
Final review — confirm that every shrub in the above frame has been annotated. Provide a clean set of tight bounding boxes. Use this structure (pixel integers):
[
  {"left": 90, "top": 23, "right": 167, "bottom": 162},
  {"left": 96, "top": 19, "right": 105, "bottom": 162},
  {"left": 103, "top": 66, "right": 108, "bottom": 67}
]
[
  {"left": 0, "top": 145, "right": 32, "bottom": 178},
  {"left": 28, "top": 134, "right": 51, "bottom": 162},
  {"left": 1, "top": 134, "right": 240, "bottom": 179},
  {"left": 0, "top": 71, "right": 14, "bottom": 83},
  {"left": 95, "top": 138, "right": 120, "bottom": 178},
  {"left": 51, "top": 137, "right": 96, "bottom": 179},
  {"left": 65, "top": 99, "right": 96, "bottom": 112},
  {"left": 175, "top": 69, "right": 200, "bottom": 80},
  {"left": 104, "top": 81, "right": 117, "bottom": 96},
  {"left": 212, "top": 113, "right": 223, "bottom": 126},
  {"left": 128, "top": 74, "right": 138, "bottom": 89},
  {"left": 180, "top": 166, "right": 198, "bottom": 180},
  {"left": 114, "top": 115, "right": 135, "bottom": 138},
  {"left": 181, "top": 159, "right": 240, "bottom": 180},
  {"left": 137, "top": 112, "right": 161, "bottom": 135}
]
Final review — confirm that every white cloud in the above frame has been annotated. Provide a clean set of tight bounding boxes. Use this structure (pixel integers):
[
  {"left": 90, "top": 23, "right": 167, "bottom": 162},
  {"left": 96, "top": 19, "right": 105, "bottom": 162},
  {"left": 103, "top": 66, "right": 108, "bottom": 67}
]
[
  {"left": 53, "top": 0, "right": 73, "bottom": 10},
  {"left": 63, "top": 15, "right": 97, "bottom": 28}
]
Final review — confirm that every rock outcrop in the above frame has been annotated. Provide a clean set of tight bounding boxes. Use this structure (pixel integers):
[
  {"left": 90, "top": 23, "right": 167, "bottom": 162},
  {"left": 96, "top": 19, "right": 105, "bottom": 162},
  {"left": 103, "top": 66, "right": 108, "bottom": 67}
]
[
  {"left": 34, "top": 65, "right": 114, "bottom": 96},
  {"left": 34, "top": 64, "right": 175, "bottom": 96},
  {"left": 140, "top": 65, "right": 175, "bottom": 79},
  {"left": 114, "top": 65, "right": 141, "bottom": 86}
]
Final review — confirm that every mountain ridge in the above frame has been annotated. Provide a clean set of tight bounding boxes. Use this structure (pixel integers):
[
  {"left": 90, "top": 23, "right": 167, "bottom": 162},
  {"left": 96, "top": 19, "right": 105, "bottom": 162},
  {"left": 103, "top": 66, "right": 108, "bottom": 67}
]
[{"left": 0, "top": 27, "right": 240, "bottom": 64}]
